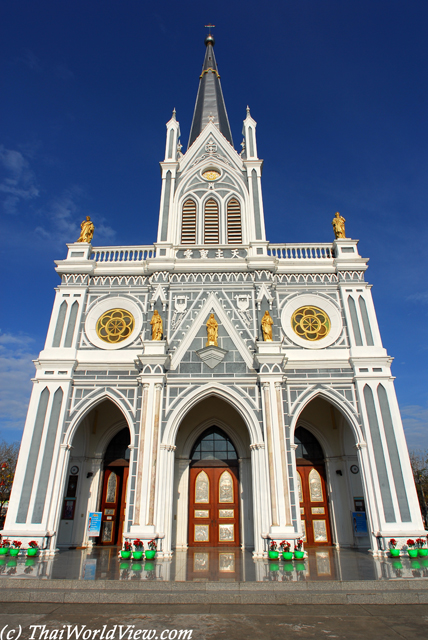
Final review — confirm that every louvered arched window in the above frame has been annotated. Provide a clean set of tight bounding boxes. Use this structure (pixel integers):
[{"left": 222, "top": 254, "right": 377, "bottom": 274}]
[
  {"left": 227, "top": 198, "right": 242, "bottom": 244},
  {"left": 204, "top": 199, "right": 219, "bottom": 244},
  {"left": 181, "top": 199, "right": 197, "bottom": 244}
]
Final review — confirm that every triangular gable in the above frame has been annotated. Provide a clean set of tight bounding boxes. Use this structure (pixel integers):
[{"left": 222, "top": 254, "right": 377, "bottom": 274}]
[
  {"left": 150, "top": 284, "right": 167, "bottom": 310},
  {"left": 180, "top": 122, "right": 242, "bottom": 174},
  {"left": 170, "top": 291, "right": 255, "bottom": 370},
  {"left": 256, "top": 283, "right": 273, "bottom": 309}
]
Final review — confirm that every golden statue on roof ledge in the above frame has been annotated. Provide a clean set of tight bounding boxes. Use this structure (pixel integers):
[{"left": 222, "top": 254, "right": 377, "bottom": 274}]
[
  {"left": 332, "top": 212, "right": 346, "bottom": 239},
  {"left": 77, "top": 216, "right": 94, "bottom": 243}
]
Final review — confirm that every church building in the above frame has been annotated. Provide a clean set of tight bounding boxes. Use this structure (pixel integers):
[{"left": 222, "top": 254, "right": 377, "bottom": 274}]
[{"left": 3, "top": 35, "right": 425, "bottom": 559}]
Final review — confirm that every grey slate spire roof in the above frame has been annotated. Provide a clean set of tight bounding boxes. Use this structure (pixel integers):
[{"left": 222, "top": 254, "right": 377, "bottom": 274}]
[{"left": 187, "top": 35, "right": 234, "bottom": 149}]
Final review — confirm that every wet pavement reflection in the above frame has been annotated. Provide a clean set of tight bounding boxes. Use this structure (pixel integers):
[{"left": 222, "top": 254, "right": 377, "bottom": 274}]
[{"left": 1, "top": 546, "right": 428, "bottom": 582}]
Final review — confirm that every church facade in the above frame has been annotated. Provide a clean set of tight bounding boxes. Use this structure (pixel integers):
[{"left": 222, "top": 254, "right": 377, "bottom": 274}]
[{"left": 3, "top": 36, "right": 425, "bottom": 558}]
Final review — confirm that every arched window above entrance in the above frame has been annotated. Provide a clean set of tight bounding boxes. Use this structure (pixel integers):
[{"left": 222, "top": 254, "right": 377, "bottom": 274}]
[
  {"left": 191, "top": 427, "right": 237, "bottom": 461},
  {"left": 294, "top": 426, "right": 324, "bottom": 463},
  {"left": 104, "top": 427, "right": 130, "bottom": 467}
]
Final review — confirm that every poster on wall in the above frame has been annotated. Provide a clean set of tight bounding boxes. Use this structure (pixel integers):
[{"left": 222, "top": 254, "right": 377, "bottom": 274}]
[
  {"left": 87, "top": 512, "right": 102, "bottom": 536},
  {"left": 351, "top": 511, "right": 368, "bottom": 536}
]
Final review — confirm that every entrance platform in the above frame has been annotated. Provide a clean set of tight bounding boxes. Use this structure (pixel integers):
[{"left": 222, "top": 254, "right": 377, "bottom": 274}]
[{"left": 1, "top": 547, "right": 427, "bottom": 604}]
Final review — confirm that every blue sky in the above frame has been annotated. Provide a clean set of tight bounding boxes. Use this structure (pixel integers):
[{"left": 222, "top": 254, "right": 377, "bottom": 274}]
[{"left": 1, "top": 0, "right": 427, "bottom": 448}]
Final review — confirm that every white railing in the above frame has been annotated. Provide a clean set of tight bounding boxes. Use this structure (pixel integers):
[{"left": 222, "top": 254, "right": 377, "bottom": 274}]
[
  {"left": 91, "top": 246, "right": 156, "bottom": 262},
  {"left": 267, "top": 243, "right": 334, "bottom": 259}
]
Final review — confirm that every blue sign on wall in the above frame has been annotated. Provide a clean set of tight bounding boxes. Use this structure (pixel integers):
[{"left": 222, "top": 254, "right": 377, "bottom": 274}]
[
  {"left": 351, "top": 511, "right": 368, "bottom": 536},
  {"left": 87, "top": 512, "right": 102, "bottom": 536}
]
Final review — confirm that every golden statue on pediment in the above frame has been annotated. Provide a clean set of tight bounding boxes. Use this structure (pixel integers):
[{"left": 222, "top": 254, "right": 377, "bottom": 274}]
[
  {"left": 261, "top": 310, "right": 273, "bottom": 342},
  {"left": 150, "top": 310, "right": 163, "bottom": 341},
  {"left": 206, "top": 313, "right": 218, "bottom": 347}
]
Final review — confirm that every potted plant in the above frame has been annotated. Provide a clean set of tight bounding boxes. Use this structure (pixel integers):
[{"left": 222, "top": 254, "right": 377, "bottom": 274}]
[
  {"left": 0, "top": 539, "right": 10, "bottom": 556},
  {"left": 268, "top": 540, "right": 279, "bottom": 560},
  {"left": 279, "top": 540, "right": 293, "bottom": 561},
  {"left": 145, "top": 539, "right": 157, "bottom": 560},
  {"left": 27, "top": 541, "right": 39, "bottom": 557},
  {"left": 389, "top": 538, "right": 400, "bottom": 557},
  {"left": 407, "top": 539, "right": 418, "bottom": 558},
  {"left": 133, "top": 539, "right": 144, "bottom": 560},
  {"left": 294, "top": 539, "right": 305, "bottom": 559},
  {"left": 121, "top": 540, "right": 132, "bottom": 559},
  {"left": 10, "top": 541, "right": 21, "bottom": 557},
  {"left": 416, "top": 538, "right": 428, "bottom": 558}
]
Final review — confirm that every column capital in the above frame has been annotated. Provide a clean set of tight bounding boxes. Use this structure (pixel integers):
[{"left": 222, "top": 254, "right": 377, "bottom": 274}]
[
  {"left": 355, "top": 442, "right": 367, "bottom": 450},
  {"left": 250, "top": 442, "right": 265, "bottom": 451},
  {"left": 290, "top": 443, "right": 298, "bottom": 450},
  {"left": 160, "top": 444, "right": 176, "bottom": 452},
  {"left": 60, "top": 444, "right": 72, "bottom": 451}
]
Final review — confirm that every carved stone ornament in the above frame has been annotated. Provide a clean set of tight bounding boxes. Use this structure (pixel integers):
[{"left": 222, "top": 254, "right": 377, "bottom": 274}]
[{"left": 196, "top": 345, "right": 228, "bottom": 369}]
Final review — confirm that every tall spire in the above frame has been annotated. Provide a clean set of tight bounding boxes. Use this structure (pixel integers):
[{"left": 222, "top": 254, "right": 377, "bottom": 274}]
[{"left": 187, "top": 34, "right": 234, "bottom": 149}]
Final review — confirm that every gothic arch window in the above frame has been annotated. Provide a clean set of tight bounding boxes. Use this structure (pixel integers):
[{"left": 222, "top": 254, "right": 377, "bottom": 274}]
[
  {"left": 294, "top": 426, "right": 324, "bottom": 462},
  {"left": 204, "top": 198, "right": 219, "bottom": 244},
  {"left": 191, "top": 427, "right": 237, "bottom": 461},
  {"left": 226, "top": 198, "right": 242, "bottom": 244},
  {"left": 181, "top": 199, "right": 197, "bottom": 244}
]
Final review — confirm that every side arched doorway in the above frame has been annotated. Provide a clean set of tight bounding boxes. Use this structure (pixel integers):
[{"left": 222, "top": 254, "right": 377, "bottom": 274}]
[
  {"left": 295, "top": 426, "right": 332, "bottom": 546},
  {"left": 188, "top": 427, "right": 240, "bottom": 548},
  {"left": 98, "top": 427, "right": 130, "bottom": 545}
]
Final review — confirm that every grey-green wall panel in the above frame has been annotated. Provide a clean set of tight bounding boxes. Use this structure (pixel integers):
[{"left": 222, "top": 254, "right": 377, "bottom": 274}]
[
  {"left": 251, "top": 170, "right": 262, "bottom": 240},
  {"left": 160, "top": 171, "right": 171, "bottom": 242},
  {"left": 16, "top": 387, "right": 50, "bottom": 523},
  {"left": 52, "top": 301, "right": 67, "bottom": 348},
  {"left": 31, "top": 388, "right": 64, "bottom": 524},
  {"left": 363, "top": 385, "right": 396, "bottom": 522},
  {"left": 64, "top": 301, "right": 79, "bottom": 348},
  {"left": 359, "top": 297, "right": 374, "bottom": 346},
  {"left": 377, "top": 384, "right": 411, "bottom": 522},
  {"left": 348, "top": 296, "right": 363, "bottom": 346}
]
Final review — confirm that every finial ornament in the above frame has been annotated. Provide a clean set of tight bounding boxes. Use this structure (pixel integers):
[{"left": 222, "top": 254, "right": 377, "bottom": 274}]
[
  {"left": 332, "top": 211, "right": 346, "bottom": 239},
  {"left": 150, "top": 310, "right": 163, "bottom": 341},
  {"left": 204, "top": 23, "right": 215, "bottom": 46},
  {"left": 261, "top": 310, "right": 274, "bottom": 342},
  {"left": 206, "top": 313, "right": 218, "bottom": 347},
  {"left": 172, "top": 108, "right": 176, "bottom": 120},
  {"left": 76, "top": 216, "right": 94, "bottom": 243},
  {"left": 246, "top": 105, "right": 251, "bottom": 116}
]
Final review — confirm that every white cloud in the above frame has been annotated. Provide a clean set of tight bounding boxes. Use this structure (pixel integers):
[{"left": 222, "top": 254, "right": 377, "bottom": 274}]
[
  {"left": 0, "top": 146, "right": 39, "bottom": 213},
  {"left": 18, "top": 50, "right": 42, "bottom": 72},
  {"left": 401, "top": 404, "right": 428, "bottom": 450},
  {"left": 406, "top": 292, "right": 428, "bottom": 304},
  {"left": 0, "top": 332, "right": 38, "bottom": 435}
]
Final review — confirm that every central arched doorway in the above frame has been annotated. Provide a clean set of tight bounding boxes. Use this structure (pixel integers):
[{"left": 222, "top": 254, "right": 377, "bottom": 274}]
[
  {"left": 98, "top": 427, "right": 130, "bottom": 546},
  {"left": 188, "top": 427, "right": 240, "bottom": 547},
  {"left": 295, "top": 426, "right": 332, "bottom": 546}
]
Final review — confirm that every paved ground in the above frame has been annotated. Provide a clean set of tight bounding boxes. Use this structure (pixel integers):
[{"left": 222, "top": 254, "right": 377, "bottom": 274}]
[{"left": 0, "top": 603, "right": 427, "bottom": 639}]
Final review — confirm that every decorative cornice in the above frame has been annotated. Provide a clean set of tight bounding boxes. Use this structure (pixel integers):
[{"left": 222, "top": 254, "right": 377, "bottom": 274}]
[{"left": 250, "top": 443, "right": 265, "bottom": 451}]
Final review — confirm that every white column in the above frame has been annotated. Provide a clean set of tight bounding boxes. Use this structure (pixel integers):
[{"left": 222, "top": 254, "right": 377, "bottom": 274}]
[{"left": 175, "top": 458, "right": 191, "bottom": 549}]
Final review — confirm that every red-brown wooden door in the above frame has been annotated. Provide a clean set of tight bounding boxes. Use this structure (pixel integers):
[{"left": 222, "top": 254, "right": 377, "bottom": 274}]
[
  {"left": 99, "top": 467, "right": 128, "bottom": 545},
  {"left": 188, "top": 466, "right": 240, "bottom": 547},
  {"left": 297, "top": 464, "right": 332, "bottom": 546}
]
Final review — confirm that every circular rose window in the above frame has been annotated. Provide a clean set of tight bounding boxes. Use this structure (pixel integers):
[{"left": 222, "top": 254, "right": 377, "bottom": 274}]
[
  {"left": 202, "top": 170, "right": 220, "bottom": 181},
  {"left": 291, "top": 306, "right": 330, "bottom": 342},
  {"left": 96, "top": 309, "right": 135, "bottom": 344}
]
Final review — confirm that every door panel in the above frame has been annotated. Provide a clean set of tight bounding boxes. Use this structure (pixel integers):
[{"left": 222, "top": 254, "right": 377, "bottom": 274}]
[
  {"left": 189, "top": 466, "right": 240, "bottom": 547},
  {"left": 99, "top": 466, "right": 128, "bottom": 545},
  {"left": 297, "top": 464, "right": 331, "bottom": 546}
]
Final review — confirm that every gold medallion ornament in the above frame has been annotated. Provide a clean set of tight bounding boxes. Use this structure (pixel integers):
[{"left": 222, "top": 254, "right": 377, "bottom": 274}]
[
  {"left": 202, "top": 170, "right": 220, "bottom": 181},
  {"left": 96, "top": 309, "right": 135, "bottom": 344},
  {"left": 291, "top": 306, "right": 330, "bottom": 342}
]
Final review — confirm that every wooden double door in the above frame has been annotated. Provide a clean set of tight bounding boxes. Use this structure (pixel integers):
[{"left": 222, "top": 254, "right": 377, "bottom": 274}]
[
  {"left": 188, "top": 464, "right": 240, "bottom": 547},
  {"left": 297, "top": 464, "right": 332, "bottom": 546},
  {"left": 99, "top": 466, "right": 128, "bottom": 545}
]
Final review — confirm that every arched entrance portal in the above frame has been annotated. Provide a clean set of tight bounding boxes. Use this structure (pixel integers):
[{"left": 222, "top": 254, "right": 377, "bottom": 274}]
[
  {"left": 188, "top": 427, "right": 240, "bottom": 547},
  {"left": 295, "top": 427, "right": 332, "bottom": 546},
  {"left": 98, "top": 428, "right": 130, "bottom": 545}
]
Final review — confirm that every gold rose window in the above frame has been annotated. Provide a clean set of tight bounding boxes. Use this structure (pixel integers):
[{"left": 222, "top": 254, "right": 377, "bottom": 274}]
[
  {"left": 202, "top": 169, "right": 220, "bottom": 181},
  {"left": 291, "top": 306, "right": 330, "bottom": 341},
  {"left": 96, "top": 309, "right": 135, "bottom": 344}
]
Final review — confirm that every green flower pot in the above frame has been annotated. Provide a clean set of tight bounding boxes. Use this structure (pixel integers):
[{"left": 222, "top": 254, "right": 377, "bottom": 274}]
[
  {"left": 418, "top": 549, "right": 428, "bottom": 557},
  {"left": 145, "top": 550, "right": 156, "bottom": 560},
  {"left": 268, "top": 550, "right": 279, "bottom": 560},
  {"left": 132, "top": 551, "right": 143, "bottom": 560},
  {"left": 282, "top": 551, "right": 293, "bottom": 561},
  {"left": 121, "top": 550, "right": 131, "bottom": 559},
  {"left": 27, "top": 548, "right": 38, "bottom": 557},
  {"left": 408, "top": 549, "right": 418, "bottom": 558},
  {"left": 389, "top": 548, "right": 400, "bottom": 557},
  {"left": 10, "top": 549, "right": 20, "bottom": 557},
  {"left": 0, "top": 548, "right": 9, "bottom": 556},
  {"left": 294, "top": 550, "right": 305, "bottom": 559}
]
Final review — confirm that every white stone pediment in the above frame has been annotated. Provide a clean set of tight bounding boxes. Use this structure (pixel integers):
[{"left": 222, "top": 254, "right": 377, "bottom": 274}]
[
  {"left": 169, "top": 291, "right": 255, "bottom": 371},
  {"left": 196, "top": 345, "right": 228, "bottom": 369},
  {"left": 180, "top": 122, "right": 243, "bottom": 174}
]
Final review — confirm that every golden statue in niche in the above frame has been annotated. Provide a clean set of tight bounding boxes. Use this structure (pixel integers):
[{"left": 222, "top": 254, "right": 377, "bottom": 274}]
[
  {"left": 77, "top": 216, "right": 95, "bottom": 243},
  {"left": 206, "top": 313, "right": 218, "bottom": 347},
  {"left": 332, "top": 211, "right": 346, "bottom": 239},
  {"left": 150, "top": 310, "right": 163, "bottom": 340},
  {"left": 261, "top": 310, "right": 274, "bottom": 342}
]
